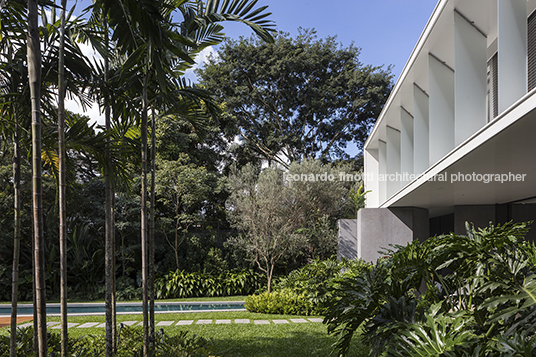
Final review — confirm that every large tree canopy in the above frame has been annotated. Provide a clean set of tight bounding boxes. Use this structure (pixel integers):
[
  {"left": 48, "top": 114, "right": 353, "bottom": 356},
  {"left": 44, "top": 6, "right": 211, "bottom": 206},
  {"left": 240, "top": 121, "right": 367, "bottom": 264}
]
[{"left": 197, "top": 28, "right": 393, "bottom": 167}]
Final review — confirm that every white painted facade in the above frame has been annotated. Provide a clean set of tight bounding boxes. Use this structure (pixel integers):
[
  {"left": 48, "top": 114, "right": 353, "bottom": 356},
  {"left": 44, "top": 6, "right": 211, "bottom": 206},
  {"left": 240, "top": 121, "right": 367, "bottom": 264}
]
[{"left": 364, "top": 0, "right": 536, "bottom": 221}]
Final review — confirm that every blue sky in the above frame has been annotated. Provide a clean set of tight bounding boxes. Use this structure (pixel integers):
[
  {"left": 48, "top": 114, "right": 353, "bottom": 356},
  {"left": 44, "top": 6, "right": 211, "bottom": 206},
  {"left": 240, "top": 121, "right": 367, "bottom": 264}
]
[
  {"left": 75, "top": 0, "right": 438, "bottom": 81},
  {"left": 207, "top": 0, "right": 438, "bottom": 81}
]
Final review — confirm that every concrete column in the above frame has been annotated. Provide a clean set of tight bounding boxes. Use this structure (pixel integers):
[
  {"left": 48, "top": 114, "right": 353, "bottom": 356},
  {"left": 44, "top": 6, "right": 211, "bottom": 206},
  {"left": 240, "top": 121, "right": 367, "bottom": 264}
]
[
  {"left": 413, "top": 84, "right": 429, "bottom": 175},
  {"left": 356, "top": 207, "right": 429, "bottom": 262},
  {"left": 454, "top": 11, "right": 488, "bottom": 145},
  {"left": 364, "top": 149, "right": 380, "bottom": 208},
  {"left": 337, "top": 219, "right": 358, "bottom": 260},
  {"left": 498, "top": 0, "right": 527, "bottom": 113},
  {"left": 429, "top": 53, "right": 455, "bottom": 166},
  {"left": 400, "top": 107, "right": 414, "bottom": 186},
  {"left": 386, "top": 126, "right": 401, "bottom": 198},
  {"left": 379, "top": 140, "right": 387, "bottom": 204}
]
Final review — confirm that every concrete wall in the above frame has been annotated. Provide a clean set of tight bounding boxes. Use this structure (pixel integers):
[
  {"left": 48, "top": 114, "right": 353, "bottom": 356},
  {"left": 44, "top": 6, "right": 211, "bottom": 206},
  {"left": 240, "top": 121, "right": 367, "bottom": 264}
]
[
  {"left": 338, "top": 207, "right": 429, "bottom": 262},
  {"left": 337, "top": 219, "right": 357, "bottom": 261}
]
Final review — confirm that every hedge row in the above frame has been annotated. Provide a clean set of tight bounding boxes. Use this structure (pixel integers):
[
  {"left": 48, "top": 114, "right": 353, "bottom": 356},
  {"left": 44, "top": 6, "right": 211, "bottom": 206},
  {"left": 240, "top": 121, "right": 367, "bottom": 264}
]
[{"left": 155, "top": 269, "right": 265, "bottom": 299}]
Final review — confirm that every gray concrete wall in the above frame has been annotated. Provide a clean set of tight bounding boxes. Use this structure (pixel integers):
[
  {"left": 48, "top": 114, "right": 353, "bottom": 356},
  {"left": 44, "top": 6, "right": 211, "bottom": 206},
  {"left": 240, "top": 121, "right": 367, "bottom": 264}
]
[
  {"left": 337, "top": 219, "right": 357, "bottom": 261},
  {"left": 338, "top": 207, "right": 429, "bottom": 262}
]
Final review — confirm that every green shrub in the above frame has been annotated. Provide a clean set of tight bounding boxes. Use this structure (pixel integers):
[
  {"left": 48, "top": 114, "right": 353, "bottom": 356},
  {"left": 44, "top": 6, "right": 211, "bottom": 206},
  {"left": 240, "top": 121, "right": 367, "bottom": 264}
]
[
  {"left": 0, "top": 325, "right": 218, "bottom": 357},
  {"left": 245, "top": 289, "right": 314, "bottom": 315},
  {"left": 115, "top": 276, "right": 142, "bottom": 301},
  {"left": 324, "top": 221, "right": 536, "bottom": 357},
  {"left": 155, "top": 269, "right": 265, "bottom": 299},
  {"left": 275, "top": 257, "right": 370, "bottom": 314}
]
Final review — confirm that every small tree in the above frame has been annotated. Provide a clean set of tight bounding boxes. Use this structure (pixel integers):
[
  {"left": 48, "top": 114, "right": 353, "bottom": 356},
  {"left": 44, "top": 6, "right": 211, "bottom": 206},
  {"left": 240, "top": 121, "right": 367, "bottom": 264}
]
[
  {"left": 155, "top": 154, "right": 215, "bottom": 270},
  {"left": 227, "top": 164, "right": 304, "bottom": 292}
]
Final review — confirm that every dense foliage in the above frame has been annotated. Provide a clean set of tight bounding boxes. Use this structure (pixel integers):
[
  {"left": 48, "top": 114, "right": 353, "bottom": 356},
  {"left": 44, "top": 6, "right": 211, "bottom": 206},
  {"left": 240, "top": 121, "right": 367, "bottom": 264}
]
[
  {"left": 155, "top": 269, "right": 265, "bottom": 299},
  {"left": 325, "top": 221, "right": 536, "bottom": 357},
  {"left": 245, "top": 258, "right": 370, "bottom": 316},
  {"left": 226, "top": 160, "right": 361, "bottom": 292},
  {"left": 245, "top": 289, "right": 314, "bottom": 316},
  {"left": 0, "top": 326, "right": 219, "bottom": 357},
  {"left": 197, "top": 29, "right": 393, "bottom": 166}
]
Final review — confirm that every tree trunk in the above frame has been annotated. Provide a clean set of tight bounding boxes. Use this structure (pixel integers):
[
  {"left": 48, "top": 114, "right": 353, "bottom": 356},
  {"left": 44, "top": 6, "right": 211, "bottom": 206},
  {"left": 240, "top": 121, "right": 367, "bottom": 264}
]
[
  {"left": 58, "top": 0, "right": 68, "bottom": 355},
  {"left": 149, "top": 109, "right": 156, "bottom": 344},
  {"left": 141, "top": 71, "right": 149, "bottom": 357},
  {"left": 10, "top": 110, "right": 20, "bottom": 357},
  {"left": 103, "top": 15, "right": 116, "bottom": 357},
  {"left": 267, "top": 265, "right": 273, "bottom": 293},
  {"left": 28, "top": 0, "right": 47, "bottom": 355},
  {"left": 112, "top": 193, "right": 117, "bottom": 353}
]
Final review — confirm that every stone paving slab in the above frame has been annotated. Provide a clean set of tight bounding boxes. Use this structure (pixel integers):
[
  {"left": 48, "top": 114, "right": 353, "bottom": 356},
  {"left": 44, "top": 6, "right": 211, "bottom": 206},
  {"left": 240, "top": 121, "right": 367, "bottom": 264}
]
[
  {"left": 272, "top": 319, "right": 289, "bottom": 324},
  {"left": 37, "top": 317, "right": 326, "bottom": 329},
  {"left": 156, "top": 321, "right": 175, "bottom": 326},
  {"left": 18, "top": 322, "right": 34, "bottom": 328},
  {"left": 196, "top": 319, "right": 213, "bottom": 324},
  {"left": 234, "top": 319, "right": 250, "bottom": 324},
  {"left": 52, "top": 323, "right": 78, "bottom": 329},
  {"left": 121, "top": 321, "right": 138, "bottom": 326},
  {"left": 176, "top": 320, "right": 194, "bottom": 325},
  {"left": 215, "top": 319, "right": 231, "bottom": 324}
]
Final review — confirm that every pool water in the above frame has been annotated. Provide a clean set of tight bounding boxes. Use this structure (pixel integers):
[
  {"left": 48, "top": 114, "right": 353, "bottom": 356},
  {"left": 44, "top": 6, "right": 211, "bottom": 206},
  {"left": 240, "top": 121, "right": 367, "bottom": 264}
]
[{"left": 0, "top": 302, "right": 245, "bottom": 316}]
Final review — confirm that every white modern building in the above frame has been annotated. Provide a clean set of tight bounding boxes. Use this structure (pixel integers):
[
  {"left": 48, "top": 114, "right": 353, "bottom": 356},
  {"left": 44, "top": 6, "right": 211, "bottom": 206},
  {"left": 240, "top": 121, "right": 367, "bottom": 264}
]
[{"left": 343, "top": 0, "right": 536, "bottom": 262}]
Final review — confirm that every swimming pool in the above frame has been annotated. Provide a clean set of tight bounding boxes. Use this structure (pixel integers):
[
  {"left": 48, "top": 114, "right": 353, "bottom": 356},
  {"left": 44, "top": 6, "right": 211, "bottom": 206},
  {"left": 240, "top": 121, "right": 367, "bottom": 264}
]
[{"left": 0, "top": 301, "right": 245, "bottom": 316}]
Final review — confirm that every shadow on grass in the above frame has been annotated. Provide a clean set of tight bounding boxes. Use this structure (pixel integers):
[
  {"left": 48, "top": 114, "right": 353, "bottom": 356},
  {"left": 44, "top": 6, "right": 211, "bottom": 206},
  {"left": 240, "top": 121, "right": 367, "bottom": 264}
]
[{"left": 212, "top": 329, "right": 368, "bottom": 357}]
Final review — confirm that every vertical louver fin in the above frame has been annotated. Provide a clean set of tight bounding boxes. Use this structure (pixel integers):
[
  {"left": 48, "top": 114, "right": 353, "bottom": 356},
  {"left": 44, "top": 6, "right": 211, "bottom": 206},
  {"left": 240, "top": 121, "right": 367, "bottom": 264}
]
[
  {"left": 528, "top": 10, "right": 536, "bottom": 91},
  {"left": 486, "top": 53, "right": 498, "bottom": 122}
]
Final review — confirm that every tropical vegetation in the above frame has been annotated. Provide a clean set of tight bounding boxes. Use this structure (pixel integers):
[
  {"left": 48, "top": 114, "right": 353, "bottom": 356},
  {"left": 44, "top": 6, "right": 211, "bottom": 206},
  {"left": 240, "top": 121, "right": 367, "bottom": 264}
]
[
  {"left": 325, "top": 221, "right": 536, "bottom": 357},
  {"left": 0, "top": 0, "right": 397, "bottom": 355}
]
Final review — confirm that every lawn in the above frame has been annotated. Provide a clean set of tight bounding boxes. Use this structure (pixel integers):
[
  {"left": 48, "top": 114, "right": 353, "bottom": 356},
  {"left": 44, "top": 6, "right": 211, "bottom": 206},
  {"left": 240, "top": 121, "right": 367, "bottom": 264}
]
[{"left": 3, "top": 310, "right": 368, "bottom": 356}]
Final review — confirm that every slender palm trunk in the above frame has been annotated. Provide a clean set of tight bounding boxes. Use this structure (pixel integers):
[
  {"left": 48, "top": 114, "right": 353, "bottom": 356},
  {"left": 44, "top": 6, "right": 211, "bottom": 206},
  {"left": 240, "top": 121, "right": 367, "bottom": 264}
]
[
  {"left": 103, "top": 16, "right": 116, "bottom": 357},
  {"left": 28, "top": 0, "right": 47, "bottom": 355},
  {"left": 58, "top": 0, "right": 68, "bottom": 355},
  {"left": 149, "top": 109, "right": 156, "bottom": 344},
  {"left": 141, "top": 71, "right": 150, "bottom": 357},
  {"left": 10, "top": 110, "right": 21, "bottom": 357},
  {"left": 112, "top": 192, "right": 117, "bottom": 353}
]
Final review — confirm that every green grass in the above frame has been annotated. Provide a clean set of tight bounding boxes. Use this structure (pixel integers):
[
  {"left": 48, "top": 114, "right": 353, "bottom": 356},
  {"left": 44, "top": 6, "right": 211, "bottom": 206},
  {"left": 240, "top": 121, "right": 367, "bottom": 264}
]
[{"left": 3, "top": 311, "right": 368, "bottom": 356}]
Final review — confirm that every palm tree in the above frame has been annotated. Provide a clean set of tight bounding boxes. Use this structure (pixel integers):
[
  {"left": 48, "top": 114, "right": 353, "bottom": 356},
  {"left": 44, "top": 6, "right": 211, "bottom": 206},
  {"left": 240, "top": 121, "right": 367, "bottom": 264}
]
[
  {"left": 27, "top": 0, "right": 47, "bottom": 354},
  {"left": 57, "top": 0, "right": 68, "bottom": 354},
  {"left": 0, "top": 3, "right": 27, "bottom": 356},
  {"left": 85, "top": 1, "right": 274, "bottom": 355}
]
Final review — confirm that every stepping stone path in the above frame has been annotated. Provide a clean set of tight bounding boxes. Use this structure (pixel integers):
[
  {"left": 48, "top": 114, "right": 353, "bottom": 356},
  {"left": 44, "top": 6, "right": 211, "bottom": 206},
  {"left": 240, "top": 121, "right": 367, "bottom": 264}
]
[
  {"left": 121, "top": 321, "right": 138, "bottom": 326},
  {"left": 253, "top": 320, "right": 270, "bottom": 324},
  {"left": 35, "top": 318, "right": 324, "bottom": 329},
  {"left": 289, "top": 318, "right": 308, "bottom": 323},
  {"left": 156, "top": 321, "right": 175, "bottom": 326},
  {"left": 176, "top": 320, "right": 194, "bottom": 325},
  {"left": 196, "top": 319, "right": 213, "bottom": 325},
  {"left": 52, "top": 323, "right": 78, "bottom": 329}
]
